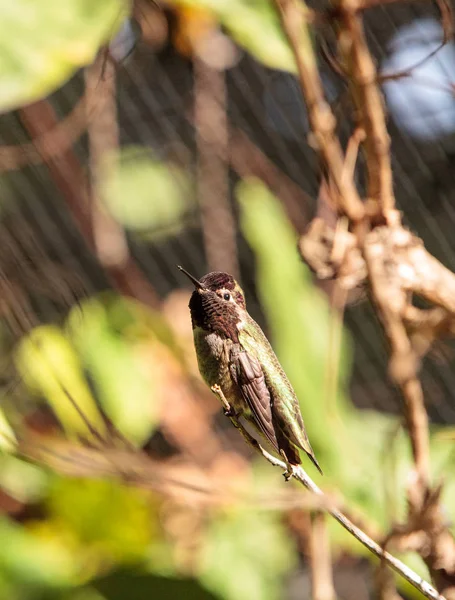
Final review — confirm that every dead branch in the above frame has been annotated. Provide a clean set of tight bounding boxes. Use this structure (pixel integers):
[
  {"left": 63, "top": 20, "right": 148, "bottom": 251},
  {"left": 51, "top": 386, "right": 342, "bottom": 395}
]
[
  {"left": 274, "top": 0, "right": 455, "bottom": 597},
  {"left": 210, "top": 383, "right": 443, "bottom": 599},
  {"left": 274, "top": 0, "right": 365, "bottom": 222},
  {"left": 332, "top": 0, "right": 394, "bottom": 217}
]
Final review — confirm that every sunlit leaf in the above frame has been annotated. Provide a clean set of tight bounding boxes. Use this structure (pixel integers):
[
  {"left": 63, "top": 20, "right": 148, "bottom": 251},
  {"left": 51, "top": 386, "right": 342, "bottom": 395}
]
[
  {"left": 67, "top": 297, "right": 161, "bottom": 445},
  {"left": 14, "top": 325, "right": 107, "bottom": 439},
  {"left": 0, "top": 455, "right": 48, "bottom": 504},
  {"left": 237, "top": 178, "right": 338, "bottom": 443},
  {"left": 44, "top": 478, "right": 157, "bottom": 569},
  {"left": 0, "top": 0, "right": 129, "bottom": 111},
  {"left": 170, "top": 0, "right": 312, "bottom": 72},
  {"left": 0, "top": 408, "right": 16, "bottom": 453}
]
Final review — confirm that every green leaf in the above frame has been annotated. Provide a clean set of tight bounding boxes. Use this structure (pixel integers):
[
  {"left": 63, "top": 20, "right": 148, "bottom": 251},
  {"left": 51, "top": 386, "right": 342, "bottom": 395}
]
[
  {"left": 0, "top": 454, "right": 48, "bottom": 504},
  {"left": 0, "top": 0, "right": 129, "bottom": 111},
  {"left": 14, "top": 325, "right": 107, "bottom": 439},
  {"left": 199, "top": 507, "right": 296, "bottom": 600},
  {"left": 66, "top": 296, "right": 160, "bottom": 445},
  {"left": 0, "top": 407, "right": 16, "bottom": 453},
  {"left": 101, "top": 147, "right": 190, "bottom": 237},
  {"left": 171, "top": 0, "right": 303, "bottom": 72},
  {"left": 0, "top": 517, "right": 76, "bottom": 588},
  {"left": 45, "top": 478, "right": 157, "bottom": 566}
]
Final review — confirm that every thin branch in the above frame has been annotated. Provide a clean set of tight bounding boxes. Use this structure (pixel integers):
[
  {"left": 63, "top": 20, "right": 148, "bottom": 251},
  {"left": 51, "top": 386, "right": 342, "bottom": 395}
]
[
  {"left": 274, "top": 0, "right": 365, "bottom": 222},
  {"left": 210, "top": 384, "right": 444, "bottom": 600},
  {"left": 295, "top": 463, "right": 444, "bottom": 599},
  {"left": 333, "top": 0, "right": 394, "bottom": 216}
]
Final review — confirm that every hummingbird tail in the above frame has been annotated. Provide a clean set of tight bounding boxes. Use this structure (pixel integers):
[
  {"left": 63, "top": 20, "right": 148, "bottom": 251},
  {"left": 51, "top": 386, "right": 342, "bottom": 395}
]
[
  {"left": 307, "top": 452, "right": 323, "bottom": 476},
  {"left": 280, "top": 434, "right": 323, "bottom": 476},
  {"left": 276, "top": 429, "right": 323, "bottom": 475}
]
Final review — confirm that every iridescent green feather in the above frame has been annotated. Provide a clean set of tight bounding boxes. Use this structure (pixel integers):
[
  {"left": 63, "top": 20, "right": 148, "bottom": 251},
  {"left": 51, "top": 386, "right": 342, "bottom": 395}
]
[{"left": 238, "top": 315, "right": 315, "bottom": 458}]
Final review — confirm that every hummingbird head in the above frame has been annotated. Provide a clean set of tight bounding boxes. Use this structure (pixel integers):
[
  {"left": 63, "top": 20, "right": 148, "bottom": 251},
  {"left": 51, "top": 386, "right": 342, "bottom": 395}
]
[{"left": 178, "top": 267, "right": 246, "bottom": 341}]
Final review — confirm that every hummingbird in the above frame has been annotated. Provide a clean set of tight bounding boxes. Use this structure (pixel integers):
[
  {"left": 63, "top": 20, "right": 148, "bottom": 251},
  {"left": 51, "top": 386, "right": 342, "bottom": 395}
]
[{"left": 178, "top": 266, "right": 322, "bottom": 476}]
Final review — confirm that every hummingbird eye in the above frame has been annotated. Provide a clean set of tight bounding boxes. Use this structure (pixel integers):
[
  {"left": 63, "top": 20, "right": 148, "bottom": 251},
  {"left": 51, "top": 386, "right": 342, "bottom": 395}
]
[{"left": 223, "top": 292, "right": 231, "bottom": 301}]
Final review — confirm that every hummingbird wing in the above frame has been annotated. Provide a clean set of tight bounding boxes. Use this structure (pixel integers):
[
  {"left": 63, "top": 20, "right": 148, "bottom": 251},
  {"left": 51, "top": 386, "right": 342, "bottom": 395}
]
[
  {"left": 238, "top": 318, "right": 322, "bottom": 474},
  {"left": 230, "top": 347, "right": 280, "bottom": 453}
]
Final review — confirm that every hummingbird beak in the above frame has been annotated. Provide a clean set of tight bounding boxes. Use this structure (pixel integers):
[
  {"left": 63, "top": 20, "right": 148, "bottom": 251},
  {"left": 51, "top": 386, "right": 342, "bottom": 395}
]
[{"left": 177, "top": 265, "right": 207, "bottom": 291}]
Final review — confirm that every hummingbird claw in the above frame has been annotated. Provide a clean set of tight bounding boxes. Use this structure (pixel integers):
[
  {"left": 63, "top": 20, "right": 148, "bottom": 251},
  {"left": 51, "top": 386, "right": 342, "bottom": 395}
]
[
  {"left": 280, "top": 450, "right": 294, "bottom": 482},
  {"left": 283, "top": 470, "right": 293, "bottom": 482}
]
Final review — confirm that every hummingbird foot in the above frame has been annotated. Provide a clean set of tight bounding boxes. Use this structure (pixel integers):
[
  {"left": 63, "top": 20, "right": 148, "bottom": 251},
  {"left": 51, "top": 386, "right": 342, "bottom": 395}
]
[
  {"left": 280, "top": 450, "right": 294, "bottom": 482},
  {"left": 224, "top": 407, "right": 237, "bottom": 418},
  {"left": 210, "top": 384, "right": 237, "bottom": 417}
]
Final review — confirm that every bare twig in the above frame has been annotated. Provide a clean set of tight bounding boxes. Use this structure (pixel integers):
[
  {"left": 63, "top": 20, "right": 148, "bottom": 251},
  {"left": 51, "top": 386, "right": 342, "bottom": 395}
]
[
  {"left": 333, "top": 0, "right": 394, "bottom": 217},
  {"left": 293, "top": 463, "right": 444, "bottom": 600},
  {"left": 274, "top": 0, "right": 365, "bottom": 222},
  {"left": 210, "top": 383, "right": 444, "bottom": 599}
]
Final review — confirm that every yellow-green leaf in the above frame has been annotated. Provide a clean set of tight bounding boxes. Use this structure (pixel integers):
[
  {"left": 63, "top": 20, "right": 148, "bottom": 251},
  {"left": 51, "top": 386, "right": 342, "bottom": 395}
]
[
  {"left": 0, "top": 0, "right": 129, "bottom": 110},
  {"left": 15, "top": 325, "right": 107, "bottom": 439}
]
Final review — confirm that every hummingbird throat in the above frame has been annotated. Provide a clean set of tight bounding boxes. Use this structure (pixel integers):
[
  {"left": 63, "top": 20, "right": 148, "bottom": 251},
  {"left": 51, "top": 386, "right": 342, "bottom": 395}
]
[{"left": 189, "top": 290, "right": 240, "bottom": 342}]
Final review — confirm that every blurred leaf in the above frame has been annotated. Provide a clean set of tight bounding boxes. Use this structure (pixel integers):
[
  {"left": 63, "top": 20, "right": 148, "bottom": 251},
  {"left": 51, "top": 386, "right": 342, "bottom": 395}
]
[
  {"left": 0, "top": 0, "right": 128, "bottom": 111},
  {"left": 101, "top": 147, "right": 189, "bottom": 236},
  {"left": 0, "top": 454, "right": 48, "bottom": 504},
  {"left": 0, "top": 407, "right": 16, "bottom": 453},
  {"left": 14, "top": 325, "right": 107, "bottom": 440},
  {"left": 43, "top": 478, "right": 157, "bottom": 571},
  {"left": 170, "top": 0, "right": 312, "bottom": 72},
  {"left": 0, "top": 517, "right": 76, "bottom": 588},
  {"left": 67, "top": 297, "right": 160, "bottom": 445},
  {"left": 200, "top": 508, "right": 295, "bottom": 600}
]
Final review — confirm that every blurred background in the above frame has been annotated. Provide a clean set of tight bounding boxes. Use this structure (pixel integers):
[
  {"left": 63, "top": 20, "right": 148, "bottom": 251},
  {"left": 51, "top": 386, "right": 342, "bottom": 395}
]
[{"left": 1, "top": 0, "right": 455, "bottom": 598}]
